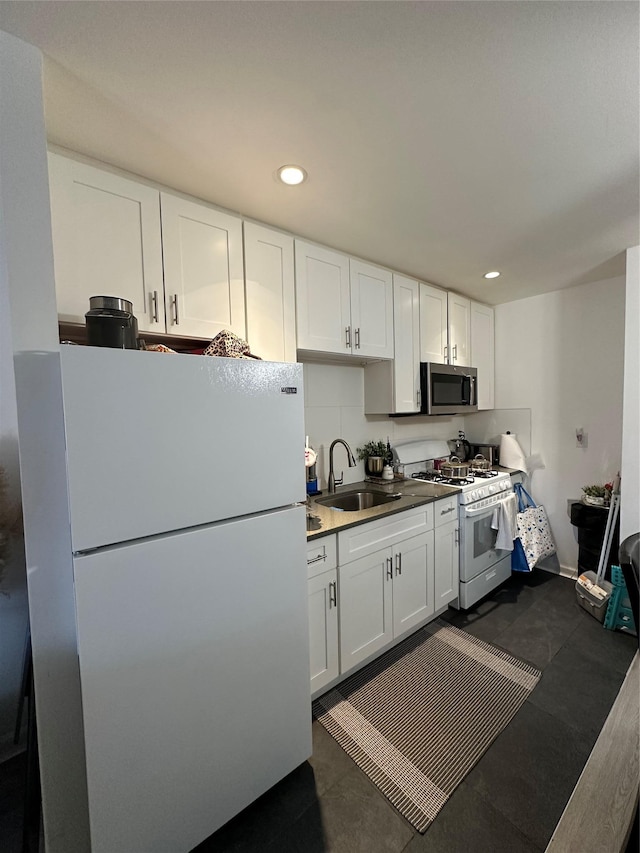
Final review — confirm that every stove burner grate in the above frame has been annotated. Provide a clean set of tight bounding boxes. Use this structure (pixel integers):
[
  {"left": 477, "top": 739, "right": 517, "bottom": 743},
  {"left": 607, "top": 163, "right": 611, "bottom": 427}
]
[{"left": 411, "top": 472, "right": 475, "bottom": 486}]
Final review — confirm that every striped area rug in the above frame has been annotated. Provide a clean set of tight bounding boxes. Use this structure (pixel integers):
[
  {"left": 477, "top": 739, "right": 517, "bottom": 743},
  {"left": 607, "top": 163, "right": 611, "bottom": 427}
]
[{"left": 313, "top": 619, "right": 540, "bottom": 832}]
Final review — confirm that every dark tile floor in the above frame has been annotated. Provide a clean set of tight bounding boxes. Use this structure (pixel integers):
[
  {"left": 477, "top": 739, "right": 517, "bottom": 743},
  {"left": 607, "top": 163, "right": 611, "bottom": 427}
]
[{"left": 1, "top": 571, "right": 637, "bottom": 853}]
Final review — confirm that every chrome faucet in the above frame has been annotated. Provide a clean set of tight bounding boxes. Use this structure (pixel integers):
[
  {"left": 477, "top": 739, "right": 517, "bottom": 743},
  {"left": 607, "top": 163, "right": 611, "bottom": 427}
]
[{"left": 328, "top": 438, "right": 357, "bottom": 493}]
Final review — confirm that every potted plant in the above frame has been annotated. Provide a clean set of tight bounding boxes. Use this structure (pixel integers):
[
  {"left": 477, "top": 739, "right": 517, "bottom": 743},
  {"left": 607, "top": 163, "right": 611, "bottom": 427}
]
[
  {"left": 582, "top": 484, "right": 606, "bottom": 506},
  {"left": 356, "top": 440, "right": 388, "bottom": 476}
]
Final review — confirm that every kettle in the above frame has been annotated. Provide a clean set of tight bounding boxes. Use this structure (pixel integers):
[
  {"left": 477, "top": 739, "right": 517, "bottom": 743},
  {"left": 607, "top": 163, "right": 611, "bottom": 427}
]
[
  {"left": 85, "top": 296, "right": 139, "bottom": 349},
  {"left": 452, "top": 430, "right": 471, "bottom": 462}
]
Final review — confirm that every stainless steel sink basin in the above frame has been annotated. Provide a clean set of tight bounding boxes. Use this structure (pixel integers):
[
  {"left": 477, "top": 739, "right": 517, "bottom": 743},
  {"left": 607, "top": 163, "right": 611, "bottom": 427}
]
[{"left": 315, "top": 490, "right": 402, "bottom": 512}]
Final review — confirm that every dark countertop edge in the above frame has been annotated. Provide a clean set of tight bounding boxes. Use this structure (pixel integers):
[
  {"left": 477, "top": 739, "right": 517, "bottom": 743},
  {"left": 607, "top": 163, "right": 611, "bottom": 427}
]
[
  {"left": 305, "top": 467, "right": 522, "bottom": 541},
  {"left": 306, "top": 479, "right": 462, "bottom": 541}
]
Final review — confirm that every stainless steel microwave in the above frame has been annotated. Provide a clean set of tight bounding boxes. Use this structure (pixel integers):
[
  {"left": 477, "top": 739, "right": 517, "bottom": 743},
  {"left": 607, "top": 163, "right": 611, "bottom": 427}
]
[{"left": 419, "top": 363, "right": 478, "bottom": 415}]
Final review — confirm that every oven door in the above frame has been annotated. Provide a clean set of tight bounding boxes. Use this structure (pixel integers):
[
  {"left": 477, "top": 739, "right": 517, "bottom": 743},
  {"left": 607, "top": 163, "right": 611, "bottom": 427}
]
[{"left": 459, "top": 497, "right": 512, "bottom": 582}]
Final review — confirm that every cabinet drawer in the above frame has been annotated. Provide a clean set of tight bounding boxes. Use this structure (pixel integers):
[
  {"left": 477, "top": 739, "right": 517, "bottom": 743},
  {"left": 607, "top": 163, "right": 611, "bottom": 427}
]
[
  {"left": 307, "top": 535, "right": 337, "bottom": 578},
  {"left": 338, "top": 505, "right": 433, "bottom": 565},
  {"left": 434, "top": 496, "right": 458, "bottom": 527}
]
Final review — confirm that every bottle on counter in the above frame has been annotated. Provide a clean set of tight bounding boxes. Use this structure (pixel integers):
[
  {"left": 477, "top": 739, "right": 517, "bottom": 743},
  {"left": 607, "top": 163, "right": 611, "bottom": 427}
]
[
  {"left": 305, "top": 436, "right": 318, "bottom": 494},
  {"left": 385, "top": 437, "right": 394, "bottom": 467}
]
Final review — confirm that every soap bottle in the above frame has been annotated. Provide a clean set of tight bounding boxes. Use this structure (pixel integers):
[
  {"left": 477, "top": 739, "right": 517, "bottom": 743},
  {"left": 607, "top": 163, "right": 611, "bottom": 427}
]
[{"left": 305, "top": 437, "right": 318, "bottom": 494}]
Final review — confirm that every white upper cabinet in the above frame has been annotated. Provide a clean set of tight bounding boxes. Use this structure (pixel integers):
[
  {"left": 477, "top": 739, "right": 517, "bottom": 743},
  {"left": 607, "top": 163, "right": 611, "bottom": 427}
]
[
  {"left": 160, "top": 193, "right": 244, "bottom": 340},
  {"left": 364, "top": 274, "right": 420, "bottom": 414},
  {"left": 243, "top": 223, "right": 296, "bottom": 363},
  {"left": 470, "top": 301, "right": 495, "bottom": 410},
  {"left": 295, "top": 241, "right": 351, "bottom": 355},
  {"left": 48, "top": 152, "right": 164, "bottom": 332},
  {"left": 419, "top": 283, "right": 449, "bottom": 364},
  {"left": 349, "top": 259, "right": 394, "bottom": 359},
  {"left": 49, "top": 152, "right": 245, "bottom": 340},
  {"left": 295, "top": 241, "right": 393, "bottom": 359},
  {"left": 447, "top": 292, "right": 471, "bottom": 367}
]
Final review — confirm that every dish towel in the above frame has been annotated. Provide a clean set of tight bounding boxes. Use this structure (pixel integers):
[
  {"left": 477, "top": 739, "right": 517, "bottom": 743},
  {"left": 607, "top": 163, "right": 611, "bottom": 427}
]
[{"left": 491, "top": 493, "right": 518, "bottom": 551}]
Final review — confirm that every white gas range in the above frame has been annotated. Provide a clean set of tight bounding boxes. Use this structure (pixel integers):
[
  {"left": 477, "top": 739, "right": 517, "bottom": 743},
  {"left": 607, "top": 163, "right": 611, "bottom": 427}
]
[{"left": 396, "top": 440, "right": 516, "bottom": 609}]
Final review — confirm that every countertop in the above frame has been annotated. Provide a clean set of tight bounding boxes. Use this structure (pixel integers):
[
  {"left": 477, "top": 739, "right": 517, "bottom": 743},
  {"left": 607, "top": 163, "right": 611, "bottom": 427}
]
[
  {"left": 305, "top": 466, "right": 523, "bottom": 541},
  {"left": 306, "top": 478, "right": 460, "bottom": 540}
]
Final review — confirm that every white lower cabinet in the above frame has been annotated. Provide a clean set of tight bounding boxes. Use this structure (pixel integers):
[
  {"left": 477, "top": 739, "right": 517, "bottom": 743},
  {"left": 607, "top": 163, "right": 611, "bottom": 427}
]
[
  {"left": 433, "top": 495, "right": 460, "bottom": 608},
  {"left": 339, "top": 530, "right": 435, "bottom": 674},
  {"left": 434, "top": 519, "right": 460, "bottom": 608},
  {"left": 392, "top": 530, "right": 435, "bottom": 637},
  {"left": 307, "top": 536, "right": 339, "bottom": 694},
  {"left": 308, "top": 569, "right": 339, "bottom": 694},
  {"left": 339, "top": 549, "right": 393, "bottom": 673},
  {"left": 308, "top": 498, "right": 458, "bottom": 690}
]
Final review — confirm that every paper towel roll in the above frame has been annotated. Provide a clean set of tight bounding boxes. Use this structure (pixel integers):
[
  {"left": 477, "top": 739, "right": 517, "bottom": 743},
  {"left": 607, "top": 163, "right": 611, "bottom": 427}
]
[{"left": 500, "top": 433, "right": 527, "bottom": 471}]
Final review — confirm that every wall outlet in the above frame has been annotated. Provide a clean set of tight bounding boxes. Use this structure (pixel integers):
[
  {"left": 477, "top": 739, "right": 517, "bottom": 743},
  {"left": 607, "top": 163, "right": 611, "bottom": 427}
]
[{"left": 576, "top": 428, "right": 587, "bottom": 448}]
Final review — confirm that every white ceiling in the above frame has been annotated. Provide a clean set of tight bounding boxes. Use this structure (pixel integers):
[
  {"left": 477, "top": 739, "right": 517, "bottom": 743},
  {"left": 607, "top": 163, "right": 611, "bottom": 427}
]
[{"left": 1, "top": 1, "right": 638, "bottom": 305}]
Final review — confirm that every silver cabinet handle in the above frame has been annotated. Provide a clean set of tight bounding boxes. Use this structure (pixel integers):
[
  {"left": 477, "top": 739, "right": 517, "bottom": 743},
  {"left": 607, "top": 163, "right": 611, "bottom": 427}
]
[
  {"left": 171, "top": 294, "right": 179, "bottom": 325},
  {"left": 444, "top": 345, "right": 448, "bottom": 363},
  {"left": 329, "top": 581, "right": 337, "bottom": 608},
  {"left": 417, "top": 388, "right": 421, "bottom": 409},
  {"left": 151, "top": 290, "right": 159, "bottom": 323},
  {"left": 355, "top": 327, "right": 360, "bottom": 349},
  {"left": 307, "top": 553, "right": 327, "bottom": 566},
  {"left": 452, "top": 343, "right": 458, "bottom": 361},
  {"left": 440, "top": 506, "right": 456, "bottom": 515},
  {"left": 395, "top": 552, "right": 402, "bottom": 575},
  {"left": 386, "top": 556, "right": 393, "bottom": 580},
  {"left": 345, "top": 326, "right": 351, "bottom": 349},
  {"left": 455, "top": 527, "right": 460, "bottom": 545}
]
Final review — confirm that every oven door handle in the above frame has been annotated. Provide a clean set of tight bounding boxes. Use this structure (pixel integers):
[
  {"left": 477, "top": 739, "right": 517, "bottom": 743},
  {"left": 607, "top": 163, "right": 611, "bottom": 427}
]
[{"left": 463, "top": 493, "right": 513, "bottom": 517}]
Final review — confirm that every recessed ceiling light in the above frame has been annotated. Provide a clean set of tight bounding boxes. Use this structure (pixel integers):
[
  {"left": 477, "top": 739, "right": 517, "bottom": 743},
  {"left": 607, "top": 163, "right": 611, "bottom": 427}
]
[
  {"left": 483, "top": 271, "right": 501, "bottom": 279},
  {"left": 277, "top": 165, "right": 307, "bottom": 186}
]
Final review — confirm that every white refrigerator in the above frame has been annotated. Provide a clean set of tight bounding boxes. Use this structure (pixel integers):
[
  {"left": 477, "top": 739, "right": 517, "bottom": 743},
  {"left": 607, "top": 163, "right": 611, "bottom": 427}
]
[{"left": 58, "top": 346, "right": 311, "bottom": 853}]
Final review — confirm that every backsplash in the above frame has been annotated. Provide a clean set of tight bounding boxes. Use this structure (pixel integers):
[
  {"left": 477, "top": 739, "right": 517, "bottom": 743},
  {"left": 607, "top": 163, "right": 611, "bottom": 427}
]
[{"left": 303, "top": 362, "right": 465, "bottom": 489}]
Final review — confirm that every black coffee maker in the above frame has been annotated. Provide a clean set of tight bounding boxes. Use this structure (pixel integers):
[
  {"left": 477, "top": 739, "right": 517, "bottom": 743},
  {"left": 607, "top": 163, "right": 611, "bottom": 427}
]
[{"left": 85, "top": 296, "right": 139, "bottom": 349}]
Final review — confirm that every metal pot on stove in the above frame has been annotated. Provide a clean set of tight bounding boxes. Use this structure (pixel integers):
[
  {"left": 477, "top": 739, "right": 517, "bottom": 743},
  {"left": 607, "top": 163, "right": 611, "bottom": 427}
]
[
  {"left": 440, "top": 456, "right": 470, "bottom": 479},
  {"left": 469, "top": 454, "right": 492, "bottom": 472}
]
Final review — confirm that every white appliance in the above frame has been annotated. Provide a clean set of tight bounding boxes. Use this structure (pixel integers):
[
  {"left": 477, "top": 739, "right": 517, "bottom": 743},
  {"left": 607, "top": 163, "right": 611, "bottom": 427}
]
[
  {"left": 58, "top": 346, "right": 311, "bottom": 853},
  {"left": 396, "top": 440, "right": 515, "bottom": 609}
]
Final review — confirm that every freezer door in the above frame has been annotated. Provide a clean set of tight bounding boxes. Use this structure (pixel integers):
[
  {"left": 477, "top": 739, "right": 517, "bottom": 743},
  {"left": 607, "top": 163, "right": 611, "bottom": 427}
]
[
  {"left": 73, "top": 506, "right": 310, "bottom": 853},
  {"left": 60, "top": 346, "right": 306, "bottom": 551}
]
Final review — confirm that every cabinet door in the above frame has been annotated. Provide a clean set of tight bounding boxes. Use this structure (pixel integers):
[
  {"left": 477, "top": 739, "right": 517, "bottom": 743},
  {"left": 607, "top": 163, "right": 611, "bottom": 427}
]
[
  {"left": 308, "top": 569, "right": 339, "bottom": 694},
  {"left": 160, "top": 193, "right": 245, "bottom": 340},
  {"left": 295, "top": 241, "right": 351, "bottom": 354},
  {"left": 447, "top": 292, "right": 471, "bottom": 367},
  {"left": 349, "top": 259, "right": 394, "bottom": 359},
  {"left": 392, "top": 275, "right": 420, "bottom": 412},
  {"left": 339, "top": 550, "right": 393, "bottom": 674},
  {"left": 48, "top": 152, "right": 164, "bottom": 332},
  {"left": 244, "top": 222, "right": 296, "bottom": 362},
  {"left": 419, "top": 282, "right": 449, "bottom": 364},
  {"left": 470, "top": 301, "right": 495, "bottom": 410},
  {"left": 392, "top": 531, "right": 434, "bottom": 638},
  {"left": 434, "top": 519, "right": 459, "bottom": 608}
]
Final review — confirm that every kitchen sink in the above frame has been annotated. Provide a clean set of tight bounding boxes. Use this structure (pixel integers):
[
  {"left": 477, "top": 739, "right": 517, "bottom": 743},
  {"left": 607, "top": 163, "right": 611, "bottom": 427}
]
[{"left": 315, "top": 490, "right": 402, "bottom": 512}]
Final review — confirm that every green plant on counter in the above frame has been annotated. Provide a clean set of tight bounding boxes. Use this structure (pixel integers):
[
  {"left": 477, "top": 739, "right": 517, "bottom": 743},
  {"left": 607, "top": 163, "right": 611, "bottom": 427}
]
[
  {"left": 356, "top": 440, "right": 387, "bottom": 461},
  {"left": 582, "top": 484, "right": 606, "bottom": 498}
]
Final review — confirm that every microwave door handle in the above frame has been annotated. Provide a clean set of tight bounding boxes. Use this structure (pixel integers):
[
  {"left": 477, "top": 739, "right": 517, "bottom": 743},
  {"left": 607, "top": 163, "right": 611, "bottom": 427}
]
[{"left": 469, "top": 374, "right": 476, "bottom": 406}]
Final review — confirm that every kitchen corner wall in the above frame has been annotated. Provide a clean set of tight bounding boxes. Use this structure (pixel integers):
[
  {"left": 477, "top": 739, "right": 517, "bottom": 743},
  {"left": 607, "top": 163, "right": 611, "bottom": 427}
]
[
  {"left": 494, "top": 275, "right": 626, "bottom": 573},
  {"left": 303, "top": 362, "right": 465, "bottom": 487}
]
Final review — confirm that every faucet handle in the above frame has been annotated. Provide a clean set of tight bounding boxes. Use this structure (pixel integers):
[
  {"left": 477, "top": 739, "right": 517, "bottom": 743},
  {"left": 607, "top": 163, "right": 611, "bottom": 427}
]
[{"left": 335, "top": 471, "right": 344, "bottom": 487}]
